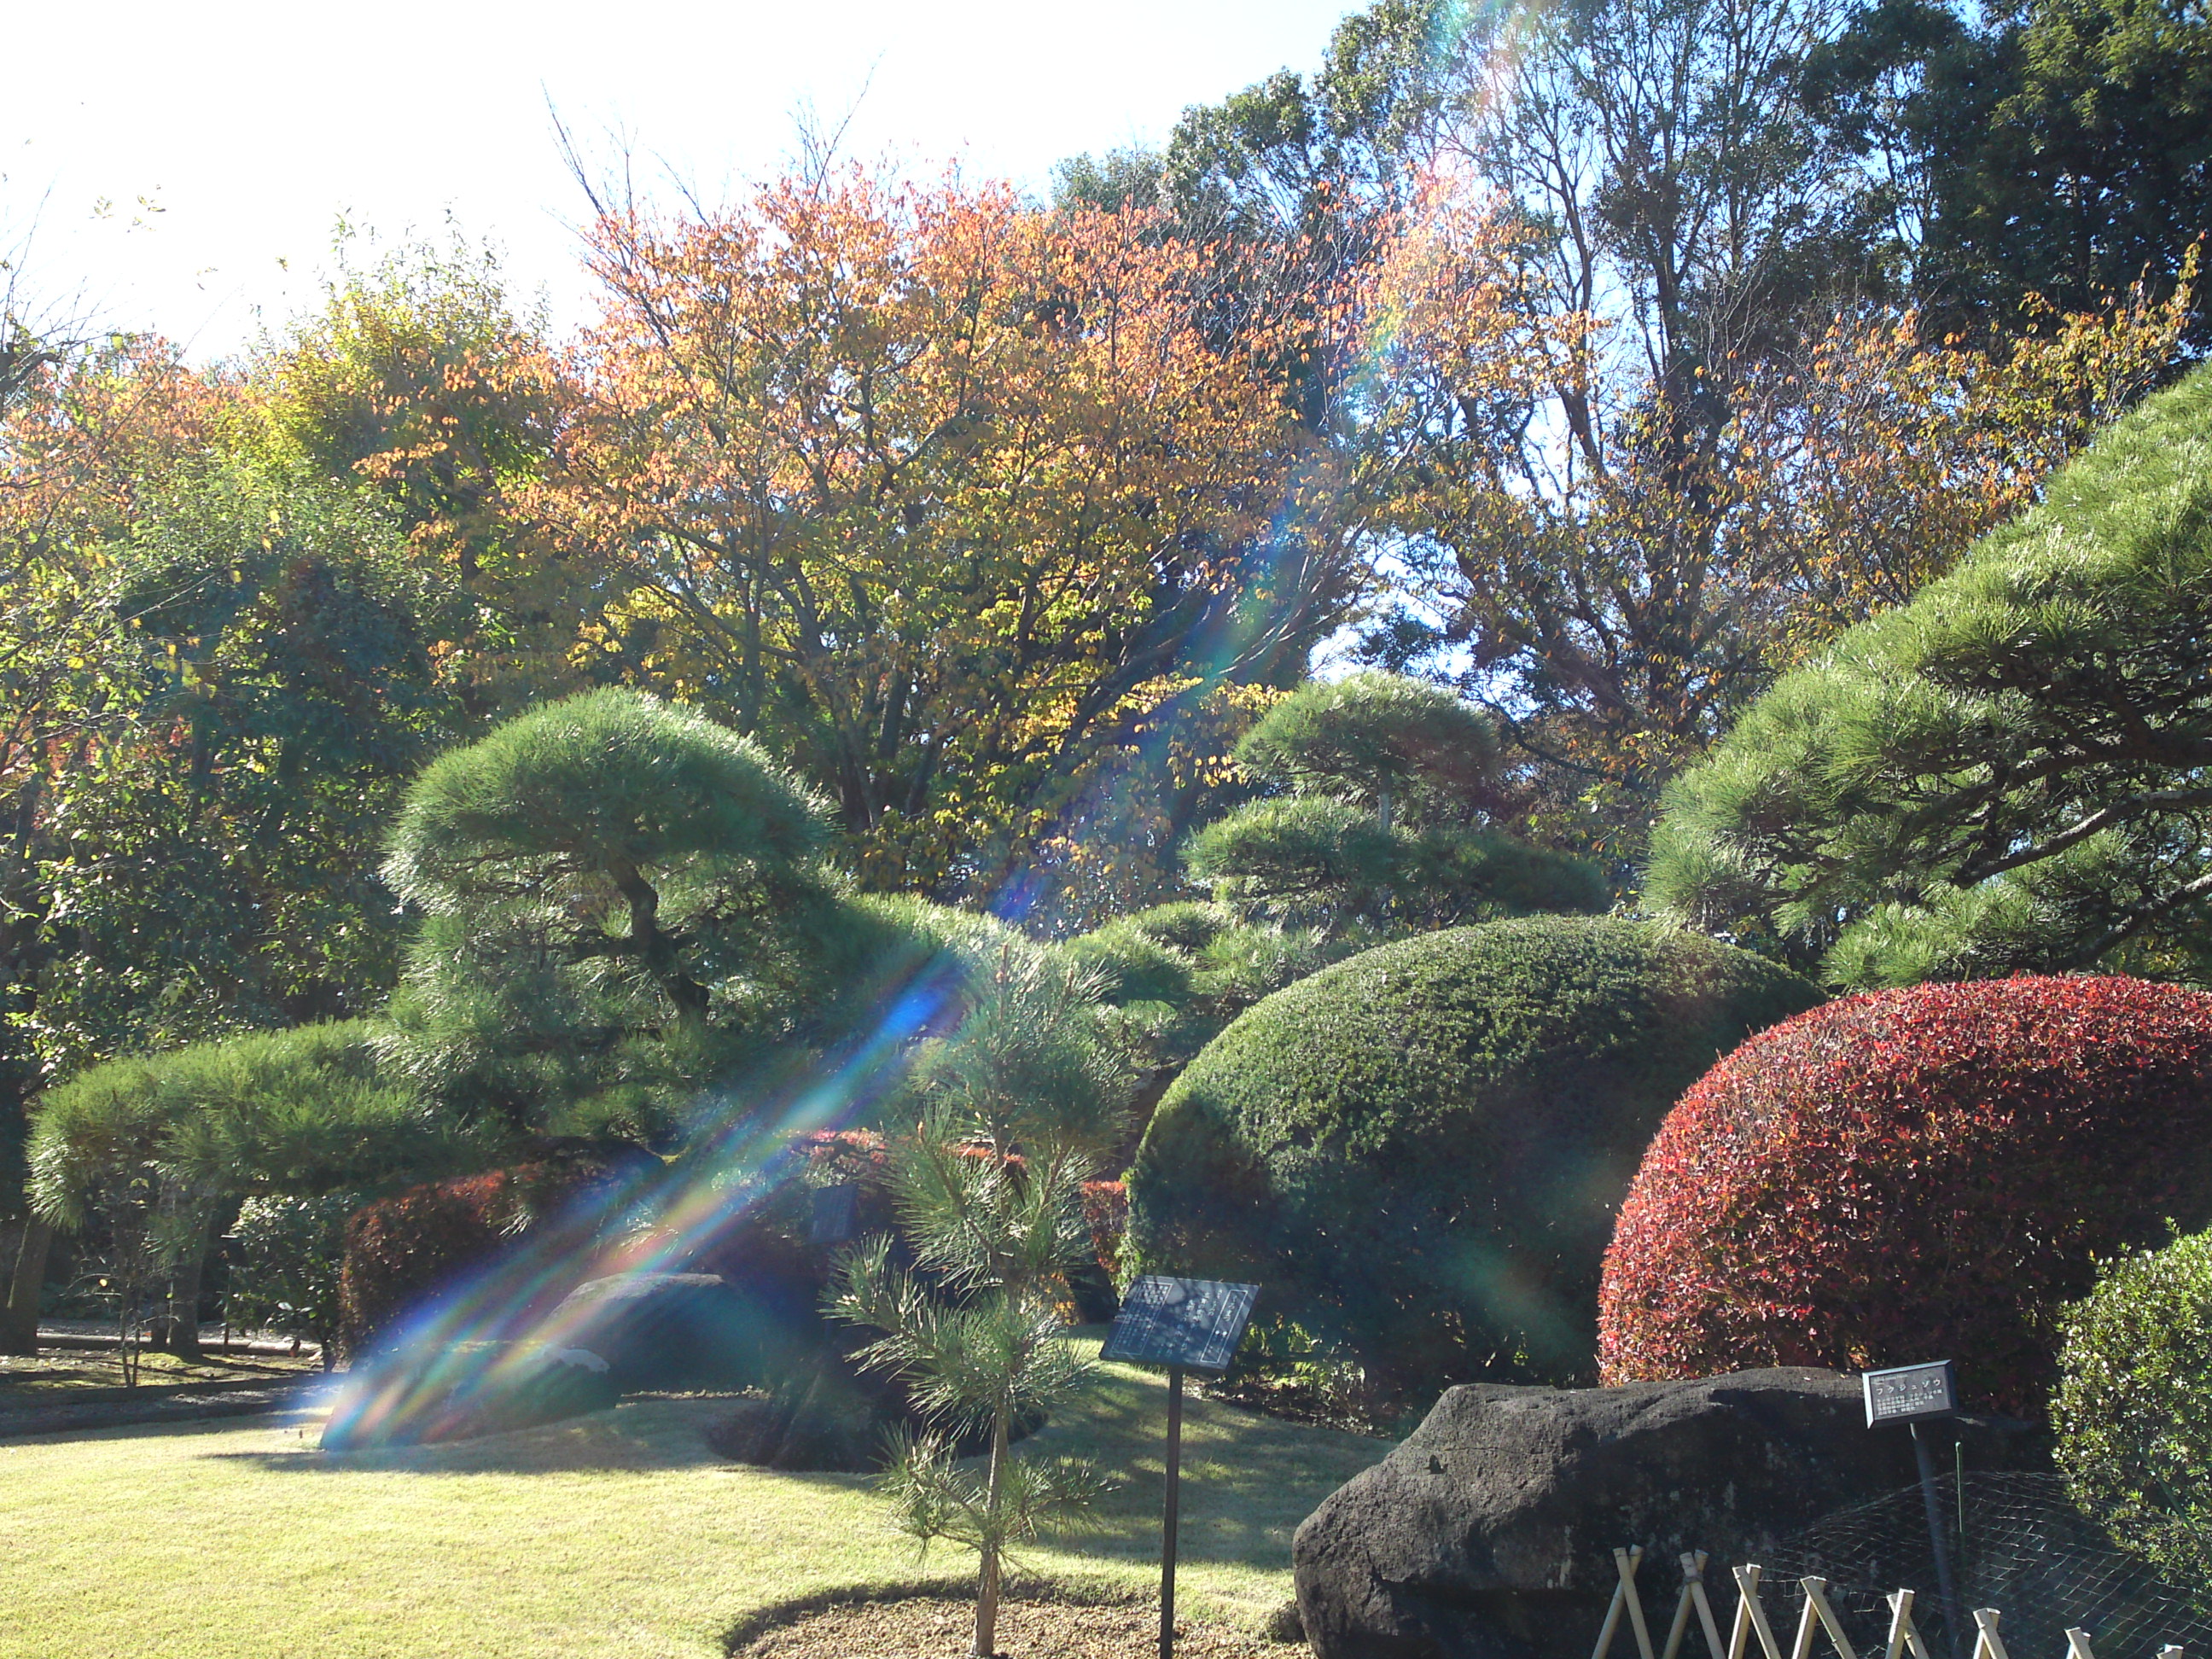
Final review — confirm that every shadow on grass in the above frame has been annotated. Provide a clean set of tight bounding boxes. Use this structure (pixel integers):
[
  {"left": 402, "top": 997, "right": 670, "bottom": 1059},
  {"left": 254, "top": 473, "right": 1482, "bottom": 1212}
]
[
  {"left": 1021, "top": 1361, "right": 1388, "bottom": 1574},
  {"left": 187, "top": 1344, "right": 1388, "bottom": 1563},
  {"left": 198, "top": 1394, "right": 848, "bottom": 1479}
]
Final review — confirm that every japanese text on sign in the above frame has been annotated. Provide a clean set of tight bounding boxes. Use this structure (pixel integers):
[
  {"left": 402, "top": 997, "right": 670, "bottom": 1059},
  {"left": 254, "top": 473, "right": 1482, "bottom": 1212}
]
[
  {"left": 1100, "top": 1276, "right": 1260, "bottom": 1374},
  {"left": 1863, "top": 1359, "right": 1959, "bottom": 1425}
]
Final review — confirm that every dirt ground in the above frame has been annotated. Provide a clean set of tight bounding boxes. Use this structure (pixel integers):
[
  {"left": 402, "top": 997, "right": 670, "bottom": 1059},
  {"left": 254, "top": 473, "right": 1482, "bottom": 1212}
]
[
  {"left": 732, "top": 1590, "right": 1304, "bottom": 1658},
  {"left": 0, "top": 1329, "right": 323, "bottom": 1398}
]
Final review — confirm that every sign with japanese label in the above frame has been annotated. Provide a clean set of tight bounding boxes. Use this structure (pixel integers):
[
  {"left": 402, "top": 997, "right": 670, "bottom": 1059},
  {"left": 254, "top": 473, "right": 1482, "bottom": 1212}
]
[
  {"left": 1863, "top": 1359, "right": 1959, "bottom": 1425},
  {"left": 1100, "top": 1275, "right": 1260, "bottom": 1373}
]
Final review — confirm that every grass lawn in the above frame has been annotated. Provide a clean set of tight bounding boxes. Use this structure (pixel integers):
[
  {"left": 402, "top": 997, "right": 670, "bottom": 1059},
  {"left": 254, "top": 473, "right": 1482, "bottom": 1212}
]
[{"left": 0, "top": 1336, "right": 1388, "bottom": 1659}]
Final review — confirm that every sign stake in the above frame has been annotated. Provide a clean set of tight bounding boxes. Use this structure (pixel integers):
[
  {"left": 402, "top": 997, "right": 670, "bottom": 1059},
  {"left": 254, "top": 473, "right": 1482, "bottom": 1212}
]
[
  {"left": 1098, "top": 1277, "right": 1260, "bottom": 1659},
  {"left": 1912, "top": 1422, "right": 1966, "bottom": 1659},
  {"left": 1161, "top": 1363, "right": 1185, "bottom": 1659}
]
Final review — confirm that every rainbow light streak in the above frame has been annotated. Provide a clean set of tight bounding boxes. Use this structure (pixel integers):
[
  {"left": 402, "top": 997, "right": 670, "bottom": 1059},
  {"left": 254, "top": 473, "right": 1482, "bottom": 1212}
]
[
  {"left": 323, "top": 964, "right": 963, "bottom": 1448},
  {"left": 329, "top": 0, "right": 1551, "bottom": 1447}
]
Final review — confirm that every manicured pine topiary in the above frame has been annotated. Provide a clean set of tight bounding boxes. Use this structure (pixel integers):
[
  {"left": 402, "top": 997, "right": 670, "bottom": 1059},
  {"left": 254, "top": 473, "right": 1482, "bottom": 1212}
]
[
  {"left": 1126, "top": 915, "right": 1822, "bottom": 1394},
  {"left": 1600, "top": 975, "right": 2212, "bottom": 1415},
  {"left": 1188, "top": 672, "right": 1607, "bottom": 934},
  {"left": 1647, "top": 362, "right": 2212, "bottom": 987}
]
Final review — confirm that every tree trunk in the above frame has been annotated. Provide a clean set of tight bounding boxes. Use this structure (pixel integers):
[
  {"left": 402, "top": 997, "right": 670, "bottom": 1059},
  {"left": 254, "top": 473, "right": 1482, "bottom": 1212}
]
[
  {"left": 0, "top": 1218, "right": 50, "bottom": 1356},
  {"left": 975, "top": 1406, "right": 1011, "bottom": 1657},
  {"left": 149, "top": 1235, "right": 207, "bottom": 1358}
]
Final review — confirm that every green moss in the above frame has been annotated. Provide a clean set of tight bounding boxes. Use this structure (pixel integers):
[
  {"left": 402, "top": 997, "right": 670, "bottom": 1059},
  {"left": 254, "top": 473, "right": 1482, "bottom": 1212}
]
[{"left": 1126, "top": 915, "right": 1821, "bottom": 1392}]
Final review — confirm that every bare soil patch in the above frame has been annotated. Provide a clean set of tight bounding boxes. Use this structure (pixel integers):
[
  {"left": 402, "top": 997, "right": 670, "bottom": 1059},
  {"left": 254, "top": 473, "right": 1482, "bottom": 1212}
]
[{"left": 729, "top": 1586, "right": 1301, "bottom": 1658}]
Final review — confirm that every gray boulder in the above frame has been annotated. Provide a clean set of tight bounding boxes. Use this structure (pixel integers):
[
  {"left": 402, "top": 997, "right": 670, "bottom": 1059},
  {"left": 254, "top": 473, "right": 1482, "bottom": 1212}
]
[
  {"left": 321, "top": 1342, "right": 618, "bottom": 1451},
  {"left": 1292, "top": 1368, "right": 2042, "bottom": 1659},
  {"left": 544, "top": 1272, "right": 772, "bottom": 1393}
]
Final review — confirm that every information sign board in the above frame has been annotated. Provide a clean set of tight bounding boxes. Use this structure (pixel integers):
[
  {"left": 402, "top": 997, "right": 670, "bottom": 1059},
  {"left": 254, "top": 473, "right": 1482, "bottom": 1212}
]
[
  {"left": 807, "top": 1183, "right": 859, "bottom": 1246},
  {"left": 1100, "top": 1276, "right": 1260, "bottom": 1374},
  {"left": 1862, "top": 1359, "right": 1959, "bottom": 1426}
]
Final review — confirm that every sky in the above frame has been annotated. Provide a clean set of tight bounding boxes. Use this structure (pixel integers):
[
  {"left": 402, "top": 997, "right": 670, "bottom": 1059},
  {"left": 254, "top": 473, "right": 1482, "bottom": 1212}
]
[{"left": 4, "top": 0, "right": 1361, "bottom": 362}]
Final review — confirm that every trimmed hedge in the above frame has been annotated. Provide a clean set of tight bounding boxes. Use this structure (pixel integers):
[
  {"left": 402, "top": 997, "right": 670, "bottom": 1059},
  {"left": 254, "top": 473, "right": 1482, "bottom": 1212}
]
[
  {"left": 1126, "top": 916, "right": 1821, "bottom": 1390},
  {"left": 1599, "top": 976, "right": 2212, "bottom": 1414},
  {"left": 339, "top": 1150, "right": 650, "bottom": 1351},
  {"left": 2054, "top": 1230, "right": 2212, "bottom": 1588}
]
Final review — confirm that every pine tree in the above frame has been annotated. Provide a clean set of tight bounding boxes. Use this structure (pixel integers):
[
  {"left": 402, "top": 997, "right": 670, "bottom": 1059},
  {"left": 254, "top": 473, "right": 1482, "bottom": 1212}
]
[{"left": 828, "top": 950, "right": 1126, "bottom": 1658}]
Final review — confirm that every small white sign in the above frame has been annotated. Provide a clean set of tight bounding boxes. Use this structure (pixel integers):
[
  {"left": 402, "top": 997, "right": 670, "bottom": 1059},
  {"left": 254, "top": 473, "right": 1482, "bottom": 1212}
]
[{"left": 1863, "top": 1359, "right": 1958, "bottom": 1425}]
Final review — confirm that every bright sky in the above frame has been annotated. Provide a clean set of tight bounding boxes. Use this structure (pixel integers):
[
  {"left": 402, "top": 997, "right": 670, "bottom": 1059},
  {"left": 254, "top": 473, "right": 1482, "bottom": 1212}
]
[{"left": 5, "top": 0, "right": 1359, "bottom": 362}]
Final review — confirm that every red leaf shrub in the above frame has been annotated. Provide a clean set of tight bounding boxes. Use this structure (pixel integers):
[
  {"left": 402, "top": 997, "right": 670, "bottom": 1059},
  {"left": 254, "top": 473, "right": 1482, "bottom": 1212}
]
[
  {"left": 1598, "top": 976, "right": 2212, "bottom": 1414},
  {"left": 1080, "top": 1179, "right": 1129, "bottom": 1278},
  {"left": 339, "top": 1151, "right": 652, "bottom": 1352},
  {"left": 340, "top": 1169, "right": 533, "bottom": 1353}
]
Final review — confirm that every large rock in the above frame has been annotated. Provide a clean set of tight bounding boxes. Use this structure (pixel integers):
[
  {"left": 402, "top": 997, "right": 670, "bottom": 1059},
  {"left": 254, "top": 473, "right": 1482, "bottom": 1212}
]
[
  {"left": 322, "top": 1342, "right": 619, "bottom": 1451},
  {"left": 319, "top": 1272, "right": 771, "bottom": 1451},
  {"left": 541, "top": 1272, "right": 775, "bottom": 1393},
  {"left": 1293, "top": 1369, "right": 2043, "bottom": 1659}
]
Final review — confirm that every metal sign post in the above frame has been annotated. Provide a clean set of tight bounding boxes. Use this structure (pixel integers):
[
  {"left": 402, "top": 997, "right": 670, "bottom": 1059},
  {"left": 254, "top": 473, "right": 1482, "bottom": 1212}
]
[
  {"left": 1865, "top": 1360, "right": 1965, "bottom": 1659},
  {"left": 1101, "top": 1275, "right": 1261, "bottom": 1659}
]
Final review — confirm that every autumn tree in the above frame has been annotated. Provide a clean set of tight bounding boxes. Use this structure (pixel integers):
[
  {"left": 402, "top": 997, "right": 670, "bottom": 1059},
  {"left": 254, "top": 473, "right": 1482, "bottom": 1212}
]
[
  {"left": 551, "top": 167, "right": 1347, "bottom": 911},
  {"left": 1373, "top": 184, "right": 2192, "bottom": 868},
  {"left": 254, "top": 234, "right": 603, "bottom": 715},
  {"left": 1135, "top": 0, "right": 2199, "bottom": 877}
]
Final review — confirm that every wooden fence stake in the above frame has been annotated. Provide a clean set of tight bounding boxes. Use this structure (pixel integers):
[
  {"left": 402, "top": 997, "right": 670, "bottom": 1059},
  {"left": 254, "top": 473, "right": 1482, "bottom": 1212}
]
[
  {"left": 1732, "top": 1565, "right": 1788, "bottom": 1659},
  {"left": 1802, "top": 1576, "right": 1860, "bottom": 1659},
  {"left": 1665, "top": 1553, "right": 1728, "bottom": 1659},
  {"left": 1593, "top": 1547, "right": 1648, "bottom": 1659},
  {"left": 1886, "top": 1590, "right": 1934, "bottom": 1659}
]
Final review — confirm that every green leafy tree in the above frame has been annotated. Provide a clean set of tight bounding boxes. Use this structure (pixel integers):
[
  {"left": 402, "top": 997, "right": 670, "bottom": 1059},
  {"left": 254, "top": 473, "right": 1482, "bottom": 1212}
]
[
  {"left": 2055, "top": 1228, "right": 2212, "bottom": 1592},
  {"left": 827, "top": 951, "right": 1126, "bottom": 1658},
  {"left": 1647, "top": 360, "right": 2212, "bottom": 987},
  {"left": 381, "top": 686, "right": 842, "bottom": 1144},
  {"left": 1812, "top": 0, "right": 2212, "bottom": 342},
  {"left": 224, "top": 1191, "right": 359, "bottom": 1368},
  {"left": 26, "top": 1021, "right": 455, "bottom": 1361},
  {"left": 24, "top": 463, "right": 469, "bottom": 1077}
]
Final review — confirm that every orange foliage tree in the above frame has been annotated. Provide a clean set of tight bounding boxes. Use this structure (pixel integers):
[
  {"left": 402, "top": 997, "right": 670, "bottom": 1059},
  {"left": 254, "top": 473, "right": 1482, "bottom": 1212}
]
[
  {"left": 1371, "top": 181, "right": 2197, "bottom": 870},
  {"left": 547, "top": 168, "right": 1353, "bottom": 908},
  {"left": 0, "top": 340, "right": 240, "bottom": 829}
]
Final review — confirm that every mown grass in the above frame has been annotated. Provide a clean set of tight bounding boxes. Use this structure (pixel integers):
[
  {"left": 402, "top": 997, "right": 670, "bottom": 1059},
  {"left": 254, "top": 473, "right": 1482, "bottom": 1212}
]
[{"left": 0, "top": 1338, "right": 1387, "bottom": 1659}]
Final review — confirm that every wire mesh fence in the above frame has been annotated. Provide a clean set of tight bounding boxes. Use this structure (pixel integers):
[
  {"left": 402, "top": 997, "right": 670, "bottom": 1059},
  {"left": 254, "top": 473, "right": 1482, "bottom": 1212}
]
[{"left": 1598, "top": 1475, "right": 2210, "bottom": 1659}]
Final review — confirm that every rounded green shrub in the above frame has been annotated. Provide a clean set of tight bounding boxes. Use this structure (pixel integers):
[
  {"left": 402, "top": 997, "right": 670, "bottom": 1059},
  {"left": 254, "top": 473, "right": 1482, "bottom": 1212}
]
[
  {"left": 2056, "top": 1230, "right": 2212, "bottom": 1586},
  {"left": 1126, "top": 916, "right": 1821, "bottom": 1391}
]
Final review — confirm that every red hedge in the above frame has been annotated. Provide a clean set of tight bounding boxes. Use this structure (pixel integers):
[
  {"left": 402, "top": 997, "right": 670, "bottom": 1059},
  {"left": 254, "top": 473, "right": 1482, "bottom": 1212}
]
[
  {"left": 340, "top": 1154, "right": 647, "bottom": 1352},
  {"left": 341, "top": 1169, "right": 533, "bottom": 1353},
  {"left": 1598, "top": 975, "right": 2212, "bottom": 1414}
]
